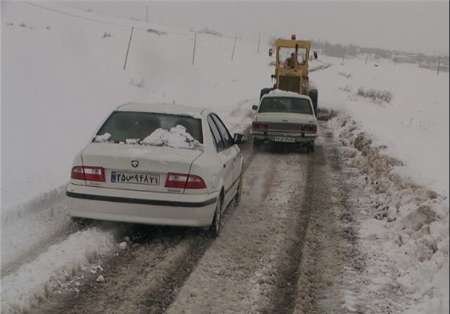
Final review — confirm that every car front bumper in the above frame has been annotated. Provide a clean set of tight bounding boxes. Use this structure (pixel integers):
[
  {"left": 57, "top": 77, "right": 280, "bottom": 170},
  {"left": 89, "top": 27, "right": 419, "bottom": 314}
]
[{"left": 66, "top": 184, "right": 218, "bottom": 227}]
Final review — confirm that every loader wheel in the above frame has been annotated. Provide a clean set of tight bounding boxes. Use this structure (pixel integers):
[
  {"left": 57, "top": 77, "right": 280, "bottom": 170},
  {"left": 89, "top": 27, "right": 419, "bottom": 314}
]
[
  {"left": 260, "top": 88, "right": 273, "bottom": 99},
  {"left": 309, "top": 89, "right": 318, "bottom": 117}
]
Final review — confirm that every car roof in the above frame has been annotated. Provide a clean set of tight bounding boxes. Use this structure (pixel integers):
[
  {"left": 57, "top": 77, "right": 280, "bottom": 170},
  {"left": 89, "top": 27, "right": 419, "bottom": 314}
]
[
  {"left": 117, "top": 102, "right": 208, "bottom": 118},
  {"left": 262, "top": 89, "right": 311, "bottom": 100}
]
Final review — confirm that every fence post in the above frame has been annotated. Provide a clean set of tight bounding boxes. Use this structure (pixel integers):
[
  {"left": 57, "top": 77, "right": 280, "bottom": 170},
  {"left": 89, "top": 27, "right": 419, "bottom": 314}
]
[
  {"left": 123, "top": 26, "right": 134, "bottom": 71},
  {"left": 192, "top": 31, "right": 197, "bottom": 65},
  {"left": 231, "top": 34, "right": 238, "bottom": 61}
]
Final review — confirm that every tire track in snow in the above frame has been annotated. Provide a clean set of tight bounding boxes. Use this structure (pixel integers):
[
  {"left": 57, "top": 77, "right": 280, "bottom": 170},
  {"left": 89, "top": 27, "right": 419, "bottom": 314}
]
[
  {"left": 166, "top": 150, "right": 310, "bottom": 313},
  {"left": 28, "top": 141, "right": 257, "bottom": 314}
]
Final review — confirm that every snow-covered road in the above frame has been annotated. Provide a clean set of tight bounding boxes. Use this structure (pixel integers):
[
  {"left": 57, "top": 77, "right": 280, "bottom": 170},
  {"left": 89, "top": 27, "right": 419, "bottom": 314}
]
[
  {"left": 22, "top": 125, "right": 347, "bottom": 313},
  {"left": 26, "top": 123, "right": 359, "bottom": 314},
  {"left": 3, "top": 2, "right": 448, "bottom": 313},
  {"left": 3, "top": 118, "right": 447, "bottom": 314}
]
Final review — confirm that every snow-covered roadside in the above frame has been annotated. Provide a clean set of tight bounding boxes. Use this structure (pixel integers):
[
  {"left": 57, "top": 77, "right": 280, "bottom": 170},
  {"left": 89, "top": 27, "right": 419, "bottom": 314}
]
[
  {"left": 1, "top": 194, "right": 69, "bottom": 275},
  {"left": 331, "top": 113, "right": 448, "bottom": 313},
  {"left": 311, "top": 55, "right": 448, "bottom": 312},
  {"left": 312, "top": 56, "right": 449, "bottom": 200},
  {"left": 1, "top": 228, "right": 117, "bottom": 313}
]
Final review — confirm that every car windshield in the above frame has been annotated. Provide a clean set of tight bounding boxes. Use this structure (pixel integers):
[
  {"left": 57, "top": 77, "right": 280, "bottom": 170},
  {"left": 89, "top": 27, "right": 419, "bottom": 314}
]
[
  {"left": 94, "top": 111, "right": 203, "bottom": 144},
  {"left": 259, "top": 97, "right": 313, "bottom": 114}
]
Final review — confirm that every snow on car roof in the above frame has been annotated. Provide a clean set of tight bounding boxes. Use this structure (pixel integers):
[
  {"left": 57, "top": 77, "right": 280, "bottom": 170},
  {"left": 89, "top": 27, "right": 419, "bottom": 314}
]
[
  {"left": 263, "top": 89, "right": 311, "bottom": 100},
  {"left": 117, "top": 102, "right": 207, "bottom": 118}
]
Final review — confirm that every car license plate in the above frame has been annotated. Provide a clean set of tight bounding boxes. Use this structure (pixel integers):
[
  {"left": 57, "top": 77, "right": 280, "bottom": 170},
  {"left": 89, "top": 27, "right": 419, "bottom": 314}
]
[
  {"left": 111, "top": 171, "right": 160, "bottom": 185},
  {"left": 273, "top": 136, "right": 295, "bottom": 143}
]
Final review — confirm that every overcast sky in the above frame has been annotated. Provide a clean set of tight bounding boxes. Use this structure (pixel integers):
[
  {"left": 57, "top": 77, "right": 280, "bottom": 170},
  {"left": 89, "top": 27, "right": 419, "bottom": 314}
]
[{"left": 64, "top": 1, "right": 449, "bottom": 55}]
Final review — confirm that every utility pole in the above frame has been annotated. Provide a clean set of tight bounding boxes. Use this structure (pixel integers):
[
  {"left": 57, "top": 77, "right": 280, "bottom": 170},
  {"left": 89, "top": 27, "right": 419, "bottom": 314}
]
[
  {"left": 192, "top": 31, "right": 197, "bottom": 65},
  {"left": 437, "top": 57, "right": 441, "bottom": 75},
  {"left": 257, "top": 33, "right": 261, "bottom": 54},
  {"left": 123, "top": 26, "right": 134, "bottom": 70},
  {"left": 231, "top": 34, "right": 238, "bottom": 61},
  {"left": 145, "top": 5, "right": 149, "bottom": 23}
]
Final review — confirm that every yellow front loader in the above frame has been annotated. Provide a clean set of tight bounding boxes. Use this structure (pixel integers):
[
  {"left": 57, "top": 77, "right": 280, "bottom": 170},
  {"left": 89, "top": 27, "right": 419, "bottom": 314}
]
[{"left": 261, "top": 35, "right": 319, "bottom": 115}]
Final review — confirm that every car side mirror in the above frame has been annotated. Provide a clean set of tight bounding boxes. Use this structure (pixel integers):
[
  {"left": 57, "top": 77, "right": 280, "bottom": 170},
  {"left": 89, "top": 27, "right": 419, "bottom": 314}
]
[
  {"left": 251, "top": 105, "right": 258, "bottom": 111},
  {"left": 268, "top": 48, "right": 273, "bottom": 57},
  {"left": 233, "top": 133, "right": 245, "bottom": 144}
]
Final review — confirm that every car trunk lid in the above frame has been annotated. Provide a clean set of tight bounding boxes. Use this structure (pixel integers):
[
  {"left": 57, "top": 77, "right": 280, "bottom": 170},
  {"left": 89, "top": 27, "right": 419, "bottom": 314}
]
[{"left": 80, "top": 143, "right": 203, "bottom": 193}]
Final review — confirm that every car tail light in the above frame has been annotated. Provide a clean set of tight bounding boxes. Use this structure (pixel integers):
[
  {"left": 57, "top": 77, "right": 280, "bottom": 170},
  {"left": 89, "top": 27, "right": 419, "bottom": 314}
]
[
  {"left": 185, "top": 175, "right": 207, "bottom": 189},
  {"left": 252, "top": 122, "right": 269, "bottom": 130},
  {"left": 165, "top": 173, "right": 206, "bottom": 189},
  {"left": 71, "top": 166, "right": 105, "bottom": 182}
]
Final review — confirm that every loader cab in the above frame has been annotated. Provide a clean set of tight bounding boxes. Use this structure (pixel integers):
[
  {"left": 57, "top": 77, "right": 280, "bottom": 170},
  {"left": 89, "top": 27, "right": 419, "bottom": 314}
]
[
  {"left": 261, "top": 35, "right": 318, "bottom": 116},
  {"left": 271, "top": 37, "right": 311, "bottom": 94},
  {"left": 279, "top": 48, "right": 307, "bottom": 68}
]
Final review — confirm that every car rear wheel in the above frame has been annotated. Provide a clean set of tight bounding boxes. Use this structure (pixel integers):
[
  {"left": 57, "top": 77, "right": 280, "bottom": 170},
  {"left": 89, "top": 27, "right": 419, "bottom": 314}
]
[{"left": 208, "top": 195, "right": 223, "bottom": 238}]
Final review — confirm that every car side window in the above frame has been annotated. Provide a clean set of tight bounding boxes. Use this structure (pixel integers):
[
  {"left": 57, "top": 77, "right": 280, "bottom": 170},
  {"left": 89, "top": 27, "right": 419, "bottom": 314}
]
[
  {"left": 211, "top": 114, "right": 234, "bottom": 149},
  {"left": 207, "top": 115, "right": 224, "bottom": 152}
]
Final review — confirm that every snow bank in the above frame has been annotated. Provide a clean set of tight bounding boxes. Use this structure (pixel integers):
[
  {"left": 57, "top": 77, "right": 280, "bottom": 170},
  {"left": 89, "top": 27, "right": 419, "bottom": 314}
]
[
  {"left": 312, "top": 56, "right": 449, "bottom": 199},
  {"left": 1, "top": 228, "right": 116, "bottom": 313},
  {"left": 331, "top": 113, "right": 448, "bottom": 314}
]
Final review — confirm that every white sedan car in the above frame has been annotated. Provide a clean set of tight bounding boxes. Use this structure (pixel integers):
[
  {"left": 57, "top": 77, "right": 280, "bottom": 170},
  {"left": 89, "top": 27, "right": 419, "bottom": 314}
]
[
  {"left": 251, "top": 90, "right": 318, "bottom": 151},
  {"left": 66, "top": 102, "right": 244, "bottom": 236}
]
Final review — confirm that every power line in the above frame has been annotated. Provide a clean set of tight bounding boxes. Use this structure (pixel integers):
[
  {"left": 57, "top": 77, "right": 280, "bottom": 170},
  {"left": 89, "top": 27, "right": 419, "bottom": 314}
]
[
  {"left": 21, "top": 1, "right": 239, "bottom": 41},
  {"left": 23, "top": 1, "right": 130, "bottom": 30}
]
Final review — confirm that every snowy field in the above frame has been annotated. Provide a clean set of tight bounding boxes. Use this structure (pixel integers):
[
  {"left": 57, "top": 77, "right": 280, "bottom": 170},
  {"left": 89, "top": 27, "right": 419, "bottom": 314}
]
[
  {"left": 312, "top": 56, "right": 449, "bottom": 199},
  {"left": 2, "top": 1, "right": 448, "bottom": 313},
  {"left": 2, "top": 1, "right": 270, "bottom": 211}
]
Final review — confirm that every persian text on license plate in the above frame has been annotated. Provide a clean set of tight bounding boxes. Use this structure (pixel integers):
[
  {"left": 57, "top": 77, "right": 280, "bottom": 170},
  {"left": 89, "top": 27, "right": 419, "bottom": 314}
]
[
  {"left": 111, "top": 171, "right": 160, "bottom": 185},
  {"left": 273, "top": 136, "right": 295, "bottom": 143}
]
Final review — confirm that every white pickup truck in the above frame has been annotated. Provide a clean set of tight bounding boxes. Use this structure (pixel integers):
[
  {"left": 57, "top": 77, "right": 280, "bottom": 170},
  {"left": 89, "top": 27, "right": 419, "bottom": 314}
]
[{"left": 251, "top": 90, "right": 318, "bottom": 152}]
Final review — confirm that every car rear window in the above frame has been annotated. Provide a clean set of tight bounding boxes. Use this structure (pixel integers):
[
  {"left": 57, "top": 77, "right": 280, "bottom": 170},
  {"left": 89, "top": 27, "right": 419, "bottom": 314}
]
[
  {"left": 259, "top": 97, "right": 313, "bottom": 114},
  {"left": 95, "top": 111, "right": 203, "bottom": 144}
]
